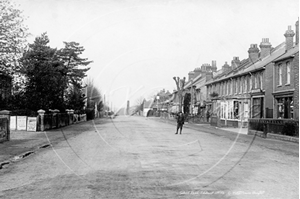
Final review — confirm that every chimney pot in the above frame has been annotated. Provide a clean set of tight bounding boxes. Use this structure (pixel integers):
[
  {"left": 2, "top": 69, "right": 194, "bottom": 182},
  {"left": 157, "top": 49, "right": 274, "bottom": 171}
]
[
  {"left": 259, "top": 38, "right": 272, "bottom": 59},
  {"left": 248, "top": 44, "right": 259, "bottom": 62},
  {"left": 284, "top": 25, "right": 295, "bottom": 51}
]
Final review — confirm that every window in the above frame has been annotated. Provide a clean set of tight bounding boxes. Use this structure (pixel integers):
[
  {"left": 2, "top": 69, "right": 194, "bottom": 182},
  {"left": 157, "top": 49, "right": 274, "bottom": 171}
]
[
  {"left": 286, "top": 62, "right": 291, "bottom": 84},
  {"left": 235, "top": 79, "right": 238, "bottom": 93},
  {"left": 258, "top": 73, "right": 261, "bottom": 89},
  {"left": 249, "top": 75, "right": 252, "bottom": 90},
  {"left": 240, "top": 77, "right": 243, "bottom": 93},
  {"left": 260, "top": 73, "right": 263, "bottom": 89},
  {"left": 230, "top": 80, "right": 232, "bottom": 94},
  {"left": 244, "top": 76, "right": 247, "bottom": 93},
  {"left": 227, "top": 81, "right": 230, "bottom": 95},
  {"left": 278, "top": 64, "right": 282, "bottom": 85},
  {"left": 220, "top": 102, "right": 226, "bottom": 119},
  {"left": 254, "top": 74, "right": 258, "bottom": 88}
]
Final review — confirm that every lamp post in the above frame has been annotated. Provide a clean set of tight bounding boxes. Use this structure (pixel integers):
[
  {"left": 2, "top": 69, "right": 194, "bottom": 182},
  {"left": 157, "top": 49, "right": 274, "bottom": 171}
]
[{"left": 156, "top": 95, "right": 160, "bottom": 111}]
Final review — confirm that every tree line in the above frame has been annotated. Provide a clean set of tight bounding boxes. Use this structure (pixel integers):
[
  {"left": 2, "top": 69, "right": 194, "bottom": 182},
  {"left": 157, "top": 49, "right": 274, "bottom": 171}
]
[{"left": 0, "top": 1, "right": 102, "bottom": 114}]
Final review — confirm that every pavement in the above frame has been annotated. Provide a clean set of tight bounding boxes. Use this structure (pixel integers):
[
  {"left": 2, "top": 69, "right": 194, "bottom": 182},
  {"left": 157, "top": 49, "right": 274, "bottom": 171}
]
[
  {"left": 0, "top": 122, "right": 88, "bottom": 168},
  {"left": 151, "top": 116, "right": 248, "bottom": 135}
]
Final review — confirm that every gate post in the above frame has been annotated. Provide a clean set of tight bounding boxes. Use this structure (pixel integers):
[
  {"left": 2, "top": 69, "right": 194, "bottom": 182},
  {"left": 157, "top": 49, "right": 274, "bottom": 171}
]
[
  {"left": 0, "top": 110, "right": 11, "bottom": 141},
  {"left": 37, "top": 109, "right": 45, "bottom": 131}
]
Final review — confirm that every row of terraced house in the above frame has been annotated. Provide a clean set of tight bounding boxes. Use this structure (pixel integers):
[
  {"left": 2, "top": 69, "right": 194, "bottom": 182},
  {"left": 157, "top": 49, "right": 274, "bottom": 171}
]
[{"left": 166, "top": 20, "right": 299, "bottom": 135}]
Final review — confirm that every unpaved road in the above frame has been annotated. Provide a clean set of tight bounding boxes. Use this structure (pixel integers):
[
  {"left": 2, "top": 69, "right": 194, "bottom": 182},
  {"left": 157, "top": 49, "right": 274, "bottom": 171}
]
[{"left": 0, "top": 116, "right": 298, "bottom": 199}]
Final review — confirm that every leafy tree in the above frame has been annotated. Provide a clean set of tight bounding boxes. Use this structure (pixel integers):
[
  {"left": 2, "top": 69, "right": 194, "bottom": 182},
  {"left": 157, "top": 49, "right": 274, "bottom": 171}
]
[
  {"left": 56, "top": 42, "right": 92, "bottom": 110},
  {"left": 65, "top": 85, "right": 86, "bottom": 112},
  {"left": 58, "top": 42, "right": 91, "bottom": 89},
  {"left": 18, "top": 33, "right": 92, "bottom": 112},
  {"left": 19, "top": 33, "right": 66, "bottom": 111},
  {"left": 0, "top": 0, "right": 28, "bottom": 75}
]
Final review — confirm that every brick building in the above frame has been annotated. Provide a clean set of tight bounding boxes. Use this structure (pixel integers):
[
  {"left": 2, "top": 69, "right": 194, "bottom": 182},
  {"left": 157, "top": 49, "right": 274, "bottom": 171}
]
[
  {"left": 183, "top": 62, "right": 216, "bottom": 116},
  {"left": 206, "top": 38, "right": 287, "bottom": 128},
  {"left": 273, "top": 21, "right": 299, "bottom": 120}
]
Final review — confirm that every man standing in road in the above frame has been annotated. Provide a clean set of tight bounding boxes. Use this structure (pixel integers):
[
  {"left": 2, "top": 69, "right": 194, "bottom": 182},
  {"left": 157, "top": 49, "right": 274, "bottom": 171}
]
[{"left": 175, "top": 112, "right": 185, "bottom": 134}]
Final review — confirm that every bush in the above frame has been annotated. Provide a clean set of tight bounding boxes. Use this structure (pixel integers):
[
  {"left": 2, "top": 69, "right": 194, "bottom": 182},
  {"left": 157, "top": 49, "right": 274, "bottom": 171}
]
[
  {"left": 282, "top": 122, "right": 299, "bottom": 137},
  {"left": 85, "top": 108, "right": 95, "bottom": 120}
]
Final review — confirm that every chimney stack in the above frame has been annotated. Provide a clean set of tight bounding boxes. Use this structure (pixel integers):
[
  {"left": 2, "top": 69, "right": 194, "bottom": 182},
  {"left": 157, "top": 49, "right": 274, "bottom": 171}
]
[
  {"left": 201, "top": 63, "right": 206, "bottom": 71},
  {"left": 296, "top": 20, "right": 299, "bottom": 46},
  {"left": 259, "top": 38, "right": 272, "bottom": 59},
  {"left": 193, "top": 67, "right": 202, "bottom": 77},
  {"left": 206, "top": 63, "right": 212, "bottom": 72},
  {"left": 284, "top": 25, "right": 295, "bottom": 51},
  {"left": 222, "top": 62, "right": 231, "bottom": 72},
  {"left": 248, "top": 44, "right": 259, "bottom": 63},
  {"left": 231, "top": 57, "right": 240, "bottom": 69},
  {"left": 188, "top": 71, "right": 195, "bottom": 81},
  {"left": 211, "top": 60, "right": 217, "bottom": 72}
]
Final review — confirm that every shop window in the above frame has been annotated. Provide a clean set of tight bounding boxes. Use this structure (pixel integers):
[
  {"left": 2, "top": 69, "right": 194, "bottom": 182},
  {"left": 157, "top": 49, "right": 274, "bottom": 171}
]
[
  {"left": 228, "top": 101, "right": 234, "bottom": 119},
  {"left": 234, "top": 101, "right": 240, "bottom": 119},
  {"left": 277, "top": 97, "right": 293, "bottom": 119}
]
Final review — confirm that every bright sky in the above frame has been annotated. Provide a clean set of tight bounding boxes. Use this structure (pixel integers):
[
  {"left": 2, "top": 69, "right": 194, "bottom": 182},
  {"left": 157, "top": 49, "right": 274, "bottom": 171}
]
[{"left": 14, "top": 0, "right": 299, "bottom": 111}]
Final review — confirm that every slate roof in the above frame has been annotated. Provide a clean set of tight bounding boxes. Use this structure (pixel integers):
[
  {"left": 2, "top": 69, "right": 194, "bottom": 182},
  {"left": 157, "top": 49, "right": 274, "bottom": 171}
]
[
  {"left": 206, "top": 42, "right": 286, "bottom": 85},
  {"left": 273, "top": 45, "right": 299, "bottom": 62}
]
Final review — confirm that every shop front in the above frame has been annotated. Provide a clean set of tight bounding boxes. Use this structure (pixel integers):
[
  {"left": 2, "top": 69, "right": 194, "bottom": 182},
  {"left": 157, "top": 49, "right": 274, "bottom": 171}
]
[
  {"left": 211, "top": 98, "right": 250, "bottom": 128},
  {"left": 273, "top": 91, "right": 294, "bottom": 119}
]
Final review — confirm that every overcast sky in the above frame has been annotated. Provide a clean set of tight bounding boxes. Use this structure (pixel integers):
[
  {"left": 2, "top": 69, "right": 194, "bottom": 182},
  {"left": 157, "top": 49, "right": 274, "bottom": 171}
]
[{"left": 14, "top": 0, "right": 299, "bottom": 111}]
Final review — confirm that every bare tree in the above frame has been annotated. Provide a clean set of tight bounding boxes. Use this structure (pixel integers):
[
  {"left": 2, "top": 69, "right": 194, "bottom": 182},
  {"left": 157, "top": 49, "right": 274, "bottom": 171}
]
[
  {"left": 83, "top": 77, "right": 102, "bottom": 110},
  {"left": 134, "top": 96, "right": 145, "bottom": 115},
  {"left": 173, "top": 76, "right": 186, "bottom": 112}
]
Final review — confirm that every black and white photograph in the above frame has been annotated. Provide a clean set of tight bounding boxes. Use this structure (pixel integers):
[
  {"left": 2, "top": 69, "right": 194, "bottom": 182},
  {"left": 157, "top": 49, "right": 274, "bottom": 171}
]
[{"left": 0, "top": 0, "right": 299, "bottom": 198}]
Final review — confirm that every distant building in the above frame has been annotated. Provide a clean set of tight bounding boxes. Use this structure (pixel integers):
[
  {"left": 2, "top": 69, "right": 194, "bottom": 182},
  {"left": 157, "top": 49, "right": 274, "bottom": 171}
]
[{"left": 183, "top": 62, "right": 216, "bottom": 116}]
